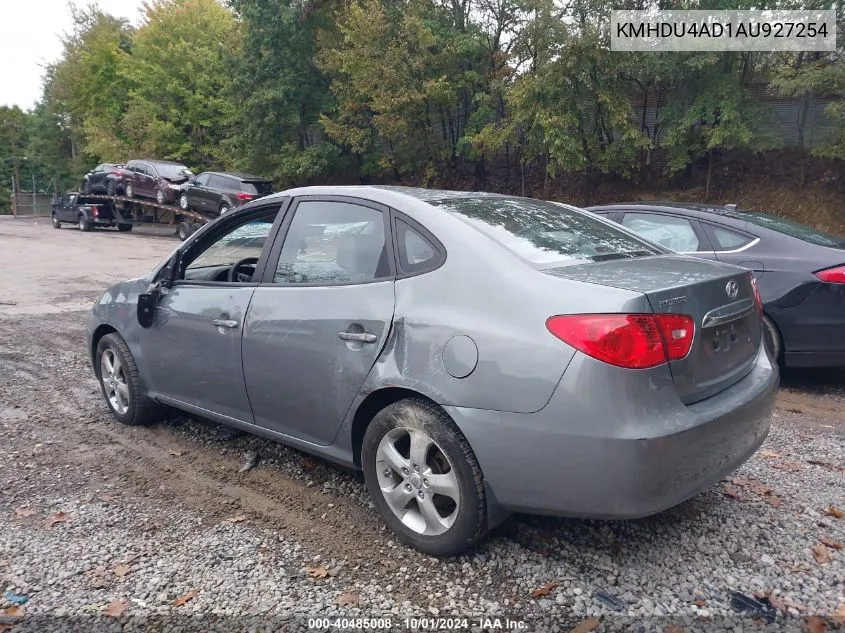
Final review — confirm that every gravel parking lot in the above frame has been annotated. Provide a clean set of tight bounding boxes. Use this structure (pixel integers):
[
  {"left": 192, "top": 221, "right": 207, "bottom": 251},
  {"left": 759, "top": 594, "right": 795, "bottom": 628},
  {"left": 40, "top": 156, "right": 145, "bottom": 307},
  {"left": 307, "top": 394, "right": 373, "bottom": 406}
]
[{"left": 1, "top": 217, "right": 843, "bottom": 632}]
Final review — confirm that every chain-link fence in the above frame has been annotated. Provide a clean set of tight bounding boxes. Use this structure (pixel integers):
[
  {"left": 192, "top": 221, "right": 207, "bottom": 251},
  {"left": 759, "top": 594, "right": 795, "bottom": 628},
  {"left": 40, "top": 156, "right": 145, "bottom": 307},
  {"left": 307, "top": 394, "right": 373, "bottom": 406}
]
[{"left": 11, "top": 192, "right": 54, "bottom": 217}]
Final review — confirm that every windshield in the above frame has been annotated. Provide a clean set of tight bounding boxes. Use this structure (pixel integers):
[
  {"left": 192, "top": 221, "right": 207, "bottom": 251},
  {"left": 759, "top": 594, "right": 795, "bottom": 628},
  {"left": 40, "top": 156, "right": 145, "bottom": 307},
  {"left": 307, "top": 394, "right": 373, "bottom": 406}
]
[
  {"left": 430, "top": 197, "right": 660, "bottom": 265},
  {"left": 157, "top": 164, "right": 193, "bottom": 180},
  {"left": 730, "top": 211, "right": 844, "bottom": 249}
]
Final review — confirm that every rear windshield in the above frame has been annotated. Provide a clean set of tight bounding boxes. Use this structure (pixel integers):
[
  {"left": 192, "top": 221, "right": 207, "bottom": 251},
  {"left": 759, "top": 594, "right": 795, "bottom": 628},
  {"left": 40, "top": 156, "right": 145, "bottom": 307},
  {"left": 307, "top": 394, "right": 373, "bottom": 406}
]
[
  {"left": 730, "top": 211, "right": 844, "bottom": 249},
  {"left": 243, "top": 181, "right": 274, "bottom": 195},
  {"left": 430, "top": 197, "right": 660, "bottom": 265}
]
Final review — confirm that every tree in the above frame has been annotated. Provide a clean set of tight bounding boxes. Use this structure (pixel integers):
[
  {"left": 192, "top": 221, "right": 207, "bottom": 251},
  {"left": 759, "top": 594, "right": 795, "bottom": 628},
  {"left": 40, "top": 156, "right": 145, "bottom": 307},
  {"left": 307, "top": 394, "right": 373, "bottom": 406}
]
[{"left": 122, "top": 0, "right": 240, "bottom": 168}]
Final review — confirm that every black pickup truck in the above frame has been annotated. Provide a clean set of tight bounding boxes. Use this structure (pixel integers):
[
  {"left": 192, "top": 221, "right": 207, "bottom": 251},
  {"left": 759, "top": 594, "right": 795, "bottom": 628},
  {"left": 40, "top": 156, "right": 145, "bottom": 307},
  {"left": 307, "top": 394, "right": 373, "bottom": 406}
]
[{"left": 51, "top": 193, "right": 132, "bottom": 232}]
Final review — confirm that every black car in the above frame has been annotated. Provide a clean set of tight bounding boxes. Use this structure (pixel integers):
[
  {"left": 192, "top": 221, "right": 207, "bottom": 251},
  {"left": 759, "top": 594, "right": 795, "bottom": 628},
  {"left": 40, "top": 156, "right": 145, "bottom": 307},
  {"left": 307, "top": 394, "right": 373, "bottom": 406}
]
[
  {"left": 178, "top": 171, "right": 274, "bottom": 216},
  {"left": 588, "top": 202, "right": 845, "bottom": 368},
  {"left": 51, "top": 193, "right": 131, "bottom": 232},
  {"left": 82, "top": 163, "right": 125, "bottom": 195}
]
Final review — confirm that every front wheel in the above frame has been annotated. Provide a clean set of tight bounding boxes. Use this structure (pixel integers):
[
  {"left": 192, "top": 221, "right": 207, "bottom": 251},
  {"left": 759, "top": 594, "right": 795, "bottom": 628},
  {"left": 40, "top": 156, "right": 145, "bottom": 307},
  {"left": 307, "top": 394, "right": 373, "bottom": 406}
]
[
  {"left": 179, "top": 193, "right": 189, "bottom": 210},
  {"left": 106, "top": 180, "right": 116, "bottom": 196},
  {"left": 156, "top": 188, "right": 166, "bottom": 205},
  {"left": 82, "top": 179, "right": 91, "bottom": 195},
  {"left": 52, "top": 213, "right": 61, "bottom": 229},
  {"left": 177, "top": 221, "right": 191, "bottom": 241},
  {"left": 126, "top": 183, "right": 134, "bottom": 199},
  {"left": 362, "top": 399, "right": 487, "bottom": 556},
  {"left": 96, "top": 333, "right": 159, "bottom": 426}
]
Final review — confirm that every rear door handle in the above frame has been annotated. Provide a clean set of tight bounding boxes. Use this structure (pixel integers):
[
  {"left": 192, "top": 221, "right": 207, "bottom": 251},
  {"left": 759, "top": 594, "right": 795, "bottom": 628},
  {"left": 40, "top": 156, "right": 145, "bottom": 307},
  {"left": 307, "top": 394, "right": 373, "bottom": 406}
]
[
  {"left": 338, "top": 331, "right": 377, "bottom": 343},
  {"left": 212, "top": 318, "right": 239, "bottom": 329}
]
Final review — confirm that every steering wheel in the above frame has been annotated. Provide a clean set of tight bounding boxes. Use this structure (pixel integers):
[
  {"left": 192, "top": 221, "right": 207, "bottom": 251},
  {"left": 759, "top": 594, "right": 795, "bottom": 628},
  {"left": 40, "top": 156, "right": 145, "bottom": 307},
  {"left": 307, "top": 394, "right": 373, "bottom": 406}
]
[{"left": 228, "top": 257, "right": 259, "bottom": 282}]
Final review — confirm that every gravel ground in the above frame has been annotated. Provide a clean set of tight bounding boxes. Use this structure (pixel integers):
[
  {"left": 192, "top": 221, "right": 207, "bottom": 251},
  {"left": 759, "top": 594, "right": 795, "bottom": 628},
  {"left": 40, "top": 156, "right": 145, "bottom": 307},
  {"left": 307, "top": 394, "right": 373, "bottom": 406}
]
[{"left": 0, "top": 218, "right": 843, "bottom": 632}]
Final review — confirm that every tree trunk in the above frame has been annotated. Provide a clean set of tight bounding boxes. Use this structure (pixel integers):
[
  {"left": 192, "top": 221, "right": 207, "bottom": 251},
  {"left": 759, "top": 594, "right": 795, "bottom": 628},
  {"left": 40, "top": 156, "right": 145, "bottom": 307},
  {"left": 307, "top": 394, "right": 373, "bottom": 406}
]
[{"left": 705, "top": 151, "right": 713, "bottom": 200}]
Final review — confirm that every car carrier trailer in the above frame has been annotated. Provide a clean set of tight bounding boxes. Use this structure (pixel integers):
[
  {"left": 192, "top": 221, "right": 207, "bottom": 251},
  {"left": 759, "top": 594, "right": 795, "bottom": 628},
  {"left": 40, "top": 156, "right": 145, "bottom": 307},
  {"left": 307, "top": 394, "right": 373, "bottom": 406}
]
[{"left": 73, "top": 194, "right": 216, "bottom": 241}]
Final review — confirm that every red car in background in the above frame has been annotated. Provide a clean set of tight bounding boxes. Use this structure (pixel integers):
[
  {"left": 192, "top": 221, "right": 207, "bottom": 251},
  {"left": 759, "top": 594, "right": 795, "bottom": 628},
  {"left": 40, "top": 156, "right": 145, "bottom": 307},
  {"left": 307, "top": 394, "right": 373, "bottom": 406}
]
[{"left": 120, "top": 159, "right": 193, "bottom": 205}]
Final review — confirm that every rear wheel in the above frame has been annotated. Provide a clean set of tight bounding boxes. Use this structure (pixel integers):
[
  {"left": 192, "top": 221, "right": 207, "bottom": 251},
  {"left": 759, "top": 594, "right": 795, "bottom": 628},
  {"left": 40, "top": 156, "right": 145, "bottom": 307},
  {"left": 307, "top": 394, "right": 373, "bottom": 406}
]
[
  {"left": 106, "top": 180, "right": 116, "bottom": 196},
  {"left": 117, "top": 223, "right": 132, "bottom": 232},
  {"left": 51, "top": 213, "right": 61, "bottom": 229},
  {"left": 96, "top": 333, "right": 159, "bottom": 426},
  {"left": 177, "top": 221, "right": 191, "bottom": 241},
  {"left": 78, "top": 215, "right": 91, "bottom": 232},
  {"left": 219, "top": 203, "right": 230, "bottom": 216},
  {"left": 362, "top": 398, "right": 487, "bottom": 556},
  {"left": 762, "top": 314, "right": 782, "bottom": 364}
]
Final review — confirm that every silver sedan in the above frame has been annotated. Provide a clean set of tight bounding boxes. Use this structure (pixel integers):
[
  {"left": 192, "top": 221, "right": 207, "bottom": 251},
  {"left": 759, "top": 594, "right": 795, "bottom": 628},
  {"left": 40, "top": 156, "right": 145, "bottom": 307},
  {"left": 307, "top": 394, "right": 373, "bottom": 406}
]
[{"left": 87, "top": 186, "right": 778, "bottom": 555}]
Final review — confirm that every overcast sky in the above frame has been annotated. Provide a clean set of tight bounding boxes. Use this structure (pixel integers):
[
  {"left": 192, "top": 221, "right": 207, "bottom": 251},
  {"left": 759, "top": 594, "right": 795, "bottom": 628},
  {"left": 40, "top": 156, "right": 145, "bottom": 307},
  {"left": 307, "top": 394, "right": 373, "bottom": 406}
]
[{"left": 0, "top": 0, "right": 146, "bottom": 110}]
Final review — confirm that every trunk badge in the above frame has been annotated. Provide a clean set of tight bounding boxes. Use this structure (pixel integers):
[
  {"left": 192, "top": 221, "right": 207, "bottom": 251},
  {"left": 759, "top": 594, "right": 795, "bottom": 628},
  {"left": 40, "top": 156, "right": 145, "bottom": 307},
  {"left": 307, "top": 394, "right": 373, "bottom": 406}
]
[{"left": 725, "top": 281, "right": 739, "bottom": 298}]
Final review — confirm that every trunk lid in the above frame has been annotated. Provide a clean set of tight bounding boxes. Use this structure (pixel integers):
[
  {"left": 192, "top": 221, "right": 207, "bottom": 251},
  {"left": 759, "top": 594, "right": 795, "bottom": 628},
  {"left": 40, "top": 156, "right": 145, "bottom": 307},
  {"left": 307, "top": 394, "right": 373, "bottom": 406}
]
[{"left": 545, "top": 255, "right": 761, "bottom": 403}]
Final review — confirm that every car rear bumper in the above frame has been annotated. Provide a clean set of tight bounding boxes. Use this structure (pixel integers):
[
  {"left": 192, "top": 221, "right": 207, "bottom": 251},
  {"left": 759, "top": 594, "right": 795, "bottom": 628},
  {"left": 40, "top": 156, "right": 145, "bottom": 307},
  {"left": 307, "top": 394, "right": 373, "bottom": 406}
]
[{"left": 445, "top": 343, "right": 778, "bottom": 518}]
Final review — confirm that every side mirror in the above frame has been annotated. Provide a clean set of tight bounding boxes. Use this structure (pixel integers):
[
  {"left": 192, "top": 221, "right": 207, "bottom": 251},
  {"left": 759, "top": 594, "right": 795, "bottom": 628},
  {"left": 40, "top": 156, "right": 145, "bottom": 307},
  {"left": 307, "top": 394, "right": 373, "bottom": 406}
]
[
  {"left": 137, "top": 290, "right": 158, "bottom": 328},
  {"left": 137, "top": 251, "right": 181, "bottom": 328}
]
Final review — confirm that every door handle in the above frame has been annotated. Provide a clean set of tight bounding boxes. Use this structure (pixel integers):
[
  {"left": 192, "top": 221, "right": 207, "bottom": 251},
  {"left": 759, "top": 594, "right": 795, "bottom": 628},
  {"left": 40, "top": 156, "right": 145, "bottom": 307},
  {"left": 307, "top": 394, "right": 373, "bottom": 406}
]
[
  {"left": 338, "top": 331, "right": 377, "bottom": 343},
  {"left": 212, "top": 318, "right": 239, "bottom": 329}
]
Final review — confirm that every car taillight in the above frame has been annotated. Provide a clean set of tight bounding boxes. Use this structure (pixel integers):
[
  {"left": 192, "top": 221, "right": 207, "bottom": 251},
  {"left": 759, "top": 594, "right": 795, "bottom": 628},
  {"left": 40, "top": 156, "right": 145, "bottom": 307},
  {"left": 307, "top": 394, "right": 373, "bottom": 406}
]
[
  {"left": 814, "top": 265, "right": 845, "bottom": 284},
  {"left": 92, "top": 206, "right": 99, "bottom": 217},
  {"left": 750, "top": 275, "right": 763, "bottom": 314},
  {"left": 546, "top": 313, "right": 694, "bottom": 369},
  {"left": 236, "top": 192, "right": 254, "bottom": 201},
  {"left": 112, "top": 170, "right": 123, "bottom": 177}
]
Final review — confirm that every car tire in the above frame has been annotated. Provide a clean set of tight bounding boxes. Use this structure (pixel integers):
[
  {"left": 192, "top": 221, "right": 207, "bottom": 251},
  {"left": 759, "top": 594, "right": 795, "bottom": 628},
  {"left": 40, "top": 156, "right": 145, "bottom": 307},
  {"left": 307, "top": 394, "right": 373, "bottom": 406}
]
[
  {"left": 106, "top": 181, "right": 116, "bottom": 196},
  {"left": 762, "top": 314, "right": 782, "bottom": 364},
  {"left": 126, "top": 183, "right": 134, "bottom": 199},
  {"left": 219, "top": 204, "right": 230, "bottom": 216},
  {"left": 177, "top": 221, "right": 191, "bottom": 241},
  {"left": 51, "top": 213, "right": 61, "bottom": 229},
  {"left": 117, "top": 223, "right": 132, "bottom": 232},
  {"left": 82, "top": 179, "right": 90, "bottom": 195},
  {"left": 179, "top": 193, "right": 189, "bottom": 211},
  {"left": 156, "top": 188, "right": 166, "bottom": 205},
  {"left": 190, "top": 222, "right": 202, "bottom": 235},
  {"left": 78, "top": 215, "right": 91, "bottom": 232},
  {"left": 361, "top": 398, "right": 487, "bottom": 556},
  {"left": 96, "top": 333, "right": 159, "bottom": 426}
]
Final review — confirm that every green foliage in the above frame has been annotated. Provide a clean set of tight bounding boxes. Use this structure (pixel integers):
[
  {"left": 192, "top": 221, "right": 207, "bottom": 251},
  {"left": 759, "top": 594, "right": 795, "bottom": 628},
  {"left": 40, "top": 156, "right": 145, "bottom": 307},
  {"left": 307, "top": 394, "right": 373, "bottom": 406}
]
[{"left": 19, "top": 0, "right": 845, "bottom": 195}]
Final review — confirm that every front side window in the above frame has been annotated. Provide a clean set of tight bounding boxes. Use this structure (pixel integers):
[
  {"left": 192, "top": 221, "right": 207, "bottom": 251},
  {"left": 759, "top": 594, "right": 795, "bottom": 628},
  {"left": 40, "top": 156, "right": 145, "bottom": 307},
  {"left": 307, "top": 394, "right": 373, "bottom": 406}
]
[
  {"left": 186, "top": 215, "right": 275, "bottom": 274},
  {"left": 194, "top": 173, "right": 210, "bottom": 186},
  {"left": 430, "top": 197, "right": 659, "bottom": 266},
  {"left": 274, "top": 201, "right": 389, "bottom": 285},
  {"left": 621, "top": 212, "right": 701, "bottom": 252}
]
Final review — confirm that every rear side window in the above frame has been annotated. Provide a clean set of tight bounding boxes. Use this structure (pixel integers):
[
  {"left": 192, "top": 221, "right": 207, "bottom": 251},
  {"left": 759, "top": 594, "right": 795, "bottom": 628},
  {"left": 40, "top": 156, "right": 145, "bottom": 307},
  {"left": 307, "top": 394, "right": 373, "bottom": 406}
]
[
  {"left": 274, "top": 201, "right": 390, "bottom": 285},
  {"left": 706, "top": 224, "right": 754, "bottom": 250},
  {"left": 621, "top": 212, "right": 700, "bottom": 252},
  {"left": 431, "top": 197, "right": 659, "bottom": 265},
  {"left": 395, "top": 219, "right": 442, "bottom": 274}
]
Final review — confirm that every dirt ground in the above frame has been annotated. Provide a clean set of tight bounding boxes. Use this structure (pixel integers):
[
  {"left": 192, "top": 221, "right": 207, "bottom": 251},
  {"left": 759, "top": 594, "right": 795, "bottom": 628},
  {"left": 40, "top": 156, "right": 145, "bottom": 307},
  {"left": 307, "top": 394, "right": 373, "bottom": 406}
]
[{"left": 1, "top": 216, "right": 843, "bottom": 631}]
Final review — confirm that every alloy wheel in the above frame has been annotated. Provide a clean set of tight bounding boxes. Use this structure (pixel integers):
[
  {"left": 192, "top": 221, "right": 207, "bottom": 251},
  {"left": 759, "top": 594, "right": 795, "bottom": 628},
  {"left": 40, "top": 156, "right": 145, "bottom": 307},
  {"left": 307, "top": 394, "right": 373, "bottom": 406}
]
[
  {"left": 375, "top": 427, "right": 460, "bottom": 536},
  {"left": 100, "top": 348, "right": 130, "bottom": 415},
  {"left": 179, "top": 193, "right": 188, "bottom": 210},
  {"left": 126, "top": 183, "right": 133, "bottom": 198},
  {"left": 156, "top": 188, "right": 165, "bottom": 204}
]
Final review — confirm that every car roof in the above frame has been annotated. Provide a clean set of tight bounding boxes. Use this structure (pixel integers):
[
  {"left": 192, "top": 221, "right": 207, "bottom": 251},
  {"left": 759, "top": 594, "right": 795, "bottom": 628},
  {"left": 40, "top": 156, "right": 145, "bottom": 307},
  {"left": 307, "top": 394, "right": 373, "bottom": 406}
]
[
  {"left": 587, "top": 201, "right": 742, "bottom": 217},
  {"left": 128, "top": 159, "right": 187, "bottom": 166},
  {"left": 202, "top": 171, "right": 271, "bottom": 182}
]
